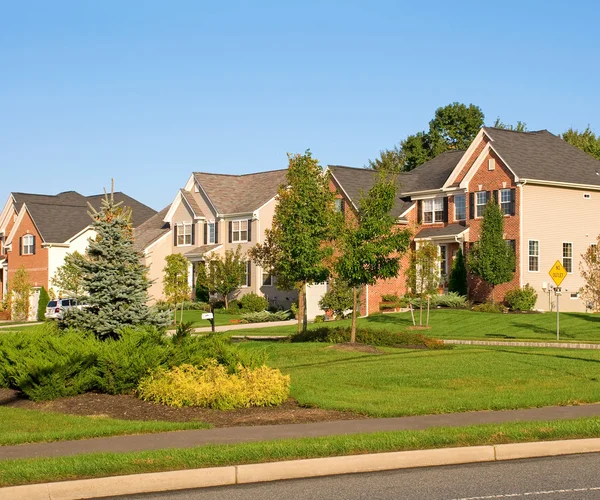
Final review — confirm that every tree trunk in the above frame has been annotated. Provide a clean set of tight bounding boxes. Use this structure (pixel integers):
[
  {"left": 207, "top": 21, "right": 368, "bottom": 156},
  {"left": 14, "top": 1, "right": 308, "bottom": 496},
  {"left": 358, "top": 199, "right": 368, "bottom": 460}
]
[
  {"left": 350, "top": 286, "right": 358, "bottom": 343},
  {"left": 419, "top": 299, "right": 423, "bottom": 326},
  {"left": 297, "top": 283, "right": 305, "bottom": 334},
  {"left": 224, "top": 294, "right": 229, "bottom": 309}
]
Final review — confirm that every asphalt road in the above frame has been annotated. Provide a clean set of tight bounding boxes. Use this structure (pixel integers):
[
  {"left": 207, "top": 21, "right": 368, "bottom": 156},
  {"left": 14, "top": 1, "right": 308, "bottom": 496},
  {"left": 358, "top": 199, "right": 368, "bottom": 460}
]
[{"left": 102, "top": 453, "right": 600, "bottom": 500}]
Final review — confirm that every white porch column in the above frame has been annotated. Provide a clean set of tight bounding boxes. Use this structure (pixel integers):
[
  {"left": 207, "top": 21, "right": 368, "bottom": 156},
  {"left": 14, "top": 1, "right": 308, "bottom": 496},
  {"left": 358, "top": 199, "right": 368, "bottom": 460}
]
[{"left": 187, "top": 262, "right": 194, "bottom": 299}]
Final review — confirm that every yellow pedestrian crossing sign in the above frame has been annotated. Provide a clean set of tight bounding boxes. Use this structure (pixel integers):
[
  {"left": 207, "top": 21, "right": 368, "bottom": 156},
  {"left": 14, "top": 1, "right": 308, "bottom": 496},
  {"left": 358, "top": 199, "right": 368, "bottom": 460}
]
[{"left": 549, "top": 260, "right": 567, "bottom": 287}]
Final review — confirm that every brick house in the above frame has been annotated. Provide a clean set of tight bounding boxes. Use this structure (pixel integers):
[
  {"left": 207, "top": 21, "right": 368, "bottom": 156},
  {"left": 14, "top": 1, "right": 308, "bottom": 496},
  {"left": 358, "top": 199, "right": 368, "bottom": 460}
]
[
  {"left": 0, "top": 191, "right": 156, "bottom": 314},
  {"left": 136, "top": 170, "right": 326, "bottom": 316},
  {"left": 329, "top": 127, "right": 600, "bottom": 314}
]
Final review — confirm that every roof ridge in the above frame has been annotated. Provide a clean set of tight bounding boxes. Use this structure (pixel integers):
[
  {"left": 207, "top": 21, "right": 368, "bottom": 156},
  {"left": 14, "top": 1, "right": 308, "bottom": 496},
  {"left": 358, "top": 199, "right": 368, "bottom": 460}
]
[
  {"left": 193, "top": 168, "right": 287, "bottom": 178},
  {"left": 484, "top": 126, "right": 548, "bottom": 135}
]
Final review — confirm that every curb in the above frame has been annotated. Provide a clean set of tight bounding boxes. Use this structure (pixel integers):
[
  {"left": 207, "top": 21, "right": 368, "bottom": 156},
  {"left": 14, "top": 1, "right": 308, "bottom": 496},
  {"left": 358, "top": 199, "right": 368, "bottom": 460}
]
[{"left": 2, "top": 438, "right": 600, "bottom": 499}]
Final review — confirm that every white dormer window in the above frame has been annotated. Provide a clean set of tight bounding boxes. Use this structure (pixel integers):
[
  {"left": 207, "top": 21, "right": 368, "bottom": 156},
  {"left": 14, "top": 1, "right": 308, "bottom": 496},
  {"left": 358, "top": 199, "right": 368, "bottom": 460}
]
[{"left": 176, "top": 222, "right": 193, "bottom": 246}]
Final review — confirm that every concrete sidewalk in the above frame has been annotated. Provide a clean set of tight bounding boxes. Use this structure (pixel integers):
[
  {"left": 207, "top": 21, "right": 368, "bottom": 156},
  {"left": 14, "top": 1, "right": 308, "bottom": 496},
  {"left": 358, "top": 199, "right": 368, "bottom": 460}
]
[
  {"left": 0, "top": 322, "right": 42, "bottom": 329},
  {"left": 187, "top": 319, "right": 296, "bottom": 333},
  {"left": 3, "top": 403, "right": 600, "bottom": 461}
]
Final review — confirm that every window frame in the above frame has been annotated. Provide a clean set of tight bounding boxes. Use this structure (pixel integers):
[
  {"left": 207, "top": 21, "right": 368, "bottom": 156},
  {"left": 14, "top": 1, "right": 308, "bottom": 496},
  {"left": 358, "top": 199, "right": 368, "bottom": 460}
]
[
  {"left": 207, "top": 222, "right": 216, "bottom": 244},
  {"left": 423, "top": 198, "right": 444, "bottom": 224},
  {"left": 528, "top": 240, "right": 539, "bottom": 272},
  {"left": 243, "top": 260, "right": 250, "bottom": 287},
  {"left": 176, "top": 222, "right": 193, "bottom": 246},
  {"left": 475, "top": 191, "right": 487, "bottom": 218},
  {"left": 563, "top": 242, "right": 573, "bottom": 274},
  {"left": 22, "top": 234, "right": 34, "bottom": 255},
  {"left": 499, "top": 188, "right": 512, "bottom": 215},
  {"left": 334, "top": 198, "right": 343, "bottom": 213},
  {"left": 262, "top": 270, "right": 274, "bottom": 286},
  {"left": 232, "top": 220, "right": 248, "bottom": 243},
  {"left": 454, "top": 194, "right": 466, "bottom": 221}
]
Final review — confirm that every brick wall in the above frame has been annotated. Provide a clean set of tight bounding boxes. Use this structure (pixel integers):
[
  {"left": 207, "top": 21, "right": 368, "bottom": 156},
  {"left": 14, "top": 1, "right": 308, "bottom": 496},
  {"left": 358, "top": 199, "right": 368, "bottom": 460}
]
[
  {"left": 6, "top": 210, "right": 48, "bottom": 290},
  {"left": 465, "top": 148, "right": 520, "bottom": 303}
]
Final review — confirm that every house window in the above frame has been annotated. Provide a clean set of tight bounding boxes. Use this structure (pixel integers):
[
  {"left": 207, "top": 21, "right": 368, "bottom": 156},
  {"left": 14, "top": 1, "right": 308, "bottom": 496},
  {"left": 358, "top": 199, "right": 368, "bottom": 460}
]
[
  {"left": 499, "top": 189, "right": 512, "bottom": 215},
  {"left": 334, "top": 198, "right": 344, "bottom": 213},
  {"left": 476, "top": 191, "right": 487, "bottom": 218},
  {"left": 207, "top": 222, "right": 216, "bottom": 244},
  {"left": 423, "top": 199, "right": 444, "bottom": 224},
  {"left": 262, "top": 270, "right": 274, "bottom": 286},
  {"left": 528, "top": 240, "right": 539, "bottom": 272},
  {"left": 177, "top": 223, "right": 193, "bottom": 246},
  {"left": 22, "top": 235, "right": 34, "bottom": 255},
  {"left": 232, "top": 220, "right": 248, "bottom": 243},
  {"left": 454, "top": 195, "right": 466, "bottom": 221},
  {"left": 488, "top": 159, "right": 495, "bottom": 171},
  {"left": 243, "top": 261, "right": 251, "bottom": 287},
  {"left": 563, "top": 242, "right": 573, "bottom": 273}
]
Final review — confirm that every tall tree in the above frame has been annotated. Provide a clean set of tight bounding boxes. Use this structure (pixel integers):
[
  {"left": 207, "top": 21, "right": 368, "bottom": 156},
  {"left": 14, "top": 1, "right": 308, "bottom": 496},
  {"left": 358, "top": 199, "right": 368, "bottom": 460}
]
[
  {"left": 467, "top": 199, "right": 515, "bottom": 303},
  {"left": 493, "top": 118, "right": 528, "bottom": 132},
  {"left": 10, "top": 266, "right": 32, "bottom": 321},
  {"left": 51, "top": 251, "right": 87, "bottom": 297},
  {"left": 334, "top": 171, "right": 411, "bottom": 342},
  {"left": 562, "top": 126, "right": 600, "bottom": 161},
  {"left": 71, "top": 187, "right": 169, "bottom": 339},
  {"left": 162, "top": 254, "right": 190, "bottom": 305},
  {"left": 249, "top": 151, "right": 336, "bottom": 333},
  {"left": 368, "top": 102, "right": 484, "bottom": 172},
  {"left": 197, "top": 246, "right": 247, "bottom": 308},
  {"left": 579, "top": 235, "right": 600, "bottom": 312}
]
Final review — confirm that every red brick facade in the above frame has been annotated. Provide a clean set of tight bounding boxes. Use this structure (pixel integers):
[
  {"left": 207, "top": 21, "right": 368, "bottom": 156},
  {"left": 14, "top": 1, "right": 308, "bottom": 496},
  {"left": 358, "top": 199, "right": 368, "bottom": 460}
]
[{"left": 6, "top": 209, "right": 49, "bottom": 290}]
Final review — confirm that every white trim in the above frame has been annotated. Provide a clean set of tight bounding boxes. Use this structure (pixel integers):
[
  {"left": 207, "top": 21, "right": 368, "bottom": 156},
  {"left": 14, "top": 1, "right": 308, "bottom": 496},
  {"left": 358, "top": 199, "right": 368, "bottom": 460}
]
[
  {"left": 231, "top": 219, "right": 249, "bottom": 244},
  {"left": 414, "top": 228, "right": 469, "bottom": 242},
  {"left": 401, "top": 189, "right": 441, "bottom": 198},
  {"left": 175, "top": 221, "right": 194, "bottom": 247},
  {"left": 519, "top": 178, "right": 600, "bottom": 191},
  {"left": 66, "top": 225, "right": 94, "bottom": 244},
  {"left": 518, "top": 183, "right": 524, "bottom": 286},
  {"left": 163, "top": 192, "right": 185, "bottom": 224},
  {"left": 21, "top": 234, "right": 34, "bottom": 255},
  {"left": 562, "top": 241, "right": 574, "bottom": 274},
  {"left": 442, "top": 129, "right": 486, "bottom": 188},
  {"left": 453, "top": 193, "right": 467, "bottom": 222},
  {"left": 458, "top": 144, "right": 492, "bottom": 189},
  {"left": 5, "top": 204, "right": 45, "bottom": 246},
  {"left": 328, "top": 170, "right": 359, "bottom": 213},
  {"left": 0, "top": 194, "right": 16, "bottom": 233},
  {"left": 143, "top": 229, "right": 172, "bottom": 254},
  {"left": 398, "top": 203, "right": 416, "bottom": 218},
  {"left": 183, "top": 173, "right": 196, "bottom": 191},
  {"left": 254, "top": 194, "right": 278, "bottom": 214},
  {"left": 528, "top": 239, "right": 540, "bottom": 273},
  {"left": 183, "top": 244, "right": 223, "bottom": 260}
]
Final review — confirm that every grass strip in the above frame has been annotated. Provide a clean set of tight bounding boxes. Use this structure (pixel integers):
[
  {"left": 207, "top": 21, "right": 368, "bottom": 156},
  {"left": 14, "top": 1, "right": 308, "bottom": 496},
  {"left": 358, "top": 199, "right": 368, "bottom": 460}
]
[
  {"left": 1, "top": 417, "right": 600, "bottom": 487},
  {"left": 0, "top": 407, "right": 210, "bottom": 446}
]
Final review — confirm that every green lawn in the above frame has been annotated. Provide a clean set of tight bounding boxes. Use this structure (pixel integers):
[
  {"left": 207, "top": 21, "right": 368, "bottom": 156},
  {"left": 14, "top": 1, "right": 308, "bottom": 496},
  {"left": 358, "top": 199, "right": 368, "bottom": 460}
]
[
  {"left": 0, "top": 407, "right": 210, "bottom": 446},
  {"left": 238, "top": 341, "right": 600, "bottom": 417},
  {"left": 230, "top": 309, "right": 600, "bottom": 343},
  {"left": 2, "top": 417, "right": 600, "bottom": 487},
  {"left": 169, "top": 310, "right": 243, "bottom": 328}
]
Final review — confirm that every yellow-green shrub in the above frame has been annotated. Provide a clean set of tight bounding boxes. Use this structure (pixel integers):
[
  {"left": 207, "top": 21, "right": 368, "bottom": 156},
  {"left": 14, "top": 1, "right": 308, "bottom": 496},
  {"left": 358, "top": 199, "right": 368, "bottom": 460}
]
[{"left": 136, "top": 361, "right": 290, "bottom": 410}]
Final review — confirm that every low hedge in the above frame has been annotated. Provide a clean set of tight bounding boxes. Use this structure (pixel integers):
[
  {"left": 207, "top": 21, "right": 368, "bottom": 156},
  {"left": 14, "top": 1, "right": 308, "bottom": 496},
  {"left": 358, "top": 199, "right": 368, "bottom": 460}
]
[{"left": 291, "top": 326, "right": 448, "bottom": 349}]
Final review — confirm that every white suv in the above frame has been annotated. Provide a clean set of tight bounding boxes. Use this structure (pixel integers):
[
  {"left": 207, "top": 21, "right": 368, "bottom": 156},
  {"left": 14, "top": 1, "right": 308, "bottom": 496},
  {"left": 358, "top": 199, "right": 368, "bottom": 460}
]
[{"left": 45, "top": 298, "right": 82, "bottom": 320}]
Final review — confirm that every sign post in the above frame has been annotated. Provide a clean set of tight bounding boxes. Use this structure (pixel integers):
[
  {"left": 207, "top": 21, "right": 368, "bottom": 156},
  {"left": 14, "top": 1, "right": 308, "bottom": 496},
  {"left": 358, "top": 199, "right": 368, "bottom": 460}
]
[{"left": 548, "top": 260, "right": 567, "bottom": 341}]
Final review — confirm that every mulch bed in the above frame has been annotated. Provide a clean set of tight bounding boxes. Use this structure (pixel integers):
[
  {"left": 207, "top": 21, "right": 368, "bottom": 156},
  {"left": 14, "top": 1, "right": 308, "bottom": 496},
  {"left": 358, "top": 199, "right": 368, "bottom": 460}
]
[{"left": 0, "top": 388, "right": 364, "bottom": 427}]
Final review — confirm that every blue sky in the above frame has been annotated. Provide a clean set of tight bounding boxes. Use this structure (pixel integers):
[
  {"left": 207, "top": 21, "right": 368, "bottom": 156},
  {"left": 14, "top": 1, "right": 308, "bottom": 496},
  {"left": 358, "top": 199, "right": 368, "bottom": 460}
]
[{"left": 1, "top": 0, "right": 599, "bottom": 211}]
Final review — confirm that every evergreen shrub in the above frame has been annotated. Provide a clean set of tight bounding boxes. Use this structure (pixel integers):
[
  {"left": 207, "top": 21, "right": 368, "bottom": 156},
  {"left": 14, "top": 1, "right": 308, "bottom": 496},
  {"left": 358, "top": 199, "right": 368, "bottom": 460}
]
[
  {"left": 37, "top": 287, "right": 50, "bottom": 321},
  {"left": 241, "top": 310, "right": 293, "bottom": 323},
  {"left": 472, "top": 302, "right": 507, "bottom": 313},
  {"left": 137, "top": 362, "right": 290, "bottom": 409},
  {"left": 240, "top": 293, "right": 268, "bottom": 313},
  {"left": 504, "top": 285, "right": 538, "bottom": 311}
]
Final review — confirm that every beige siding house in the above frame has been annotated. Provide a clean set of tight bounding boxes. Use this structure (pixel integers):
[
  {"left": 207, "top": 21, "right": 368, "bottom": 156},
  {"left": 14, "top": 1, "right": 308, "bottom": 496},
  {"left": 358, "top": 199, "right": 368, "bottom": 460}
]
[{"left": 136, "top": 169, "right": 298, "bottom": 310}]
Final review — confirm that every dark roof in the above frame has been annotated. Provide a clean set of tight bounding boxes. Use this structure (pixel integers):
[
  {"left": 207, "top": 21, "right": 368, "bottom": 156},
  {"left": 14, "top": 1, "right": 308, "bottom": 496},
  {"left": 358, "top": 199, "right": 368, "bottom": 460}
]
[
  {"left": 484, "top": 127, "right": 600, "bottom": 186},
  {"left": 414, "top": 223, "right": 468, "bottom": 239},
  {"left": 11, "top": 191, "right": 156, "bottom": 244},
  {"left": 328, "top": 166, "right": 416, "bottom": 218},
  {"left": 400, "top": 150, "right": 465, "bottom": 192},
  {"left": 193, "top": 169, "right": 288, "bottom": 214},
  {"left": 134, "top": 206, "right": 171, "bottom": 251},
  {"left": 180, "top": 190, "right": 204, "bottom": 218}
]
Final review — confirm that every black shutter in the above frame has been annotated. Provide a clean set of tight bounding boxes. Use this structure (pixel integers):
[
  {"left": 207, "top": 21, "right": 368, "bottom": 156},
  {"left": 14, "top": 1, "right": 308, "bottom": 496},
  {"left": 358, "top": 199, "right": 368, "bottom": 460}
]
[
  {"left": 215, "top": 221, "right": 219, "bottom": 244},
  {"left": 19, "top": 236, "right": 22, "bottom": 255},
  {"left": 510, "top": 188, "right": 516, "bottom": 216},
  {"left": 443, "top": 197, "right": 449, "bottom": 223},
  {"left": 247, "top": 219, "right": 252, "bottom": 242},
  {"left": 191, "top": 224, "right": 195, "bottom": 246},
  {"left": 417, "top": 200, "right": 422, "bottom": 223},
  {"left": 492, "top": 190, "right": 498, "bottom": 204},
  {"left": 247, "top": 261, "right": 251, "bottom": 287},
  {"left": 173, "top": 225, "right": 178, "bottom": 246},
  {"left": 32, "top": 236, "right": 36, "bottom": 255},
  {"left": 204, "top": 223, "right": 208, "bottom": 245},
  {"left": 469, "top": 193, "right": 475, "bottom": 219},
  {"left": 486, "top": 191, "right": 491, "bottom": 204},
  {"left": 341, "top": 200, "right": 345, "bottom": 215},
  {"left": 228, "top": 222, "right": 233, "bottom": 243}
]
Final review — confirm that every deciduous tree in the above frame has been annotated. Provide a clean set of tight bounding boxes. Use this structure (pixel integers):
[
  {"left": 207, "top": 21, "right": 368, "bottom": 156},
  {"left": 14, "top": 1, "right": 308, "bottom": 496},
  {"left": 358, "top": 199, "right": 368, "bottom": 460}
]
[
  {"left": 198, "top": 246, "right": 247, "bottom": 308},
  {"left": 249, "top": 151, "right": 336, "bottom": 333},
  {"left": 10, "top": 266, "right": 32, "bottom": 321},
  {"left": 406, "top": 243, "right": 441, "bottom": 326},
  {"left": 562, "top": 126, "right": 600, "bottom": 161},
  {"left": 51, "top": 251, "right": 87, "bottom": 297},
  {"left": 467, "top": 199, "right": 515, "bottom": 303},
  {"left": 579, "top": 236, "right": 600, "bottom": 311},
  {"left": 162, "top": 254, "right": 190, "bottom": 305},
  {"left": 335, "top": 171, "right": 411, "bottom": 341}
]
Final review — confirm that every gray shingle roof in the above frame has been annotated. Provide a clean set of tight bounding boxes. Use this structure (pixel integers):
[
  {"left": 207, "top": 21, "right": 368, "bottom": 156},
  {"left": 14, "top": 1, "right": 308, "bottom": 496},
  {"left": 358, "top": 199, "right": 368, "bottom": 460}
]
[
  {"left": 133, "top": 206, "right": 171, "bottom": 251},
  {"left": 180, "top": 190, "right": 204, "bottom": 218},
  {"left": 183, "top": 244, "right": 221, "bottom": 258},
  {"left": 193, "top": 169, "right": 287, "bottom": 215},
  {"left": 414, "top": 223, "right": 468, "bottom": 239},
  {"left": 400, "top": 150, "right": 465, "bottom": 192},
  {"left": 12, "top": 191, "right": 156, "bottom": 244},
  {"left": 484, "top": 127, "right": 600, "bottom": 186}
]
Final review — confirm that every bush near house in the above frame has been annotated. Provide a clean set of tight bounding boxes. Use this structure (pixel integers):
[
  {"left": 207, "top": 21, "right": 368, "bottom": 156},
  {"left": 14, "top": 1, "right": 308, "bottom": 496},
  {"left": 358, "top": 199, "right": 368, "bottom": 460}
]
[
  {"left": 241, "top": 310, "right": 293, "bottom": 323},
  {"left": 504, "top": 285, "right": 538, "bottom": 312},
  {"left": 240, "top": 293, "right": 269, "bottom": 313},
  {"left": 137, "top": 362, "right": 290, "bottom": 410},
  {"left": 0, "top": 325, "right": 266, "bottom": 401},
  {"left": 410, "top": 292, "right": 468, "bottom": 309},
  {"left": 472, "top": 302, "right": 507, "bottom": 314}
]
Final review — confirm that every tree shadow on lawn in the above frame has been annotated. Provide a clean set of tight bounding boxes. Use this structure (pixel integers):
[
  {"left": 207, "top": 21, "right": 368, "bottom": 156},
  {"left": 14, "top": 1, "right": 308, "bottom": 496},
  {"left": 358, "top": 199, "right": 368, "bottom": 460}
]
[
  {"left": 507, "top": 321, "right": 577, "bottom": 339},
  {"left": 562, "top": 312, "right": 600, "bottom": 324}
]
